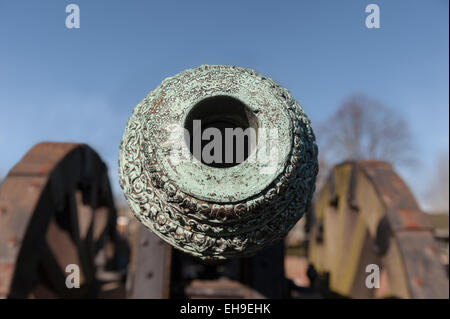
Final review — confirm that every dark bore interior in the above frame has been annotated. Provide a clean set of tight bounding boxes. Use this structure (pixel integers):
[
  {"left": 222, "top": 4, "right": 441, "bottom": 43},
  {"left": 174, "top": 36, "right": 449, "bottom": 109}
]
[{"left": 184, "top": 95, "right": 258, "bottom": 168}]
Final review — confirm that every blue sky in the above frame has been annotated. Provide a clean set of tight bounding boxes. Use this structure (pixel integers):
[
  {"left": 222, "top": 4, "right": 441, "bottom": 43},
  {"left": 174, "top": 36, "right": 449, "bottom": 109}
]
[{"left": 0, "top": 0, "right": 448, "bottom": 209}]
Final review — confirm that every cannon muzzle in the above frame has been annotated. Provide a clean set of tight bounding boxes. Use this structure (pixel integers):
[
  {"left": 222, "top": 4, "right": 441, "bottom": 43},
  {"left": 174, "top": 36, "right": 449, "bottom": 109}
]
[{"left": 118, "top": 65, "right": 318, "bottom": 260}]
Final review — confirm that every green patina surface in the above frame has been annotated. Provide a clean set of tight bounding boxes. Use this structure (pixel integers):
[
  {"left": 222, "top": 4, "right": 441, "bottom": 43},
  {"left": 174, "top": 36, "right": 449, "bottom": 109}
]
[{"left": 118, "top": 65, "right": 318, "bottom": 260}]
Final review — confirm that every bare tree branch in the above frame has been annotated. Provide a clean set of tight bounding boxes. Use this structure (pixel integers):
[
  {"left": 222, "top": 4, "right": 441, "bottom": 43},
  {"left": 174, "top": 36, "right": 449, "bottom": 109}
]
[{"left": 317, "top": 94, "right": 416, "bottom": 173}]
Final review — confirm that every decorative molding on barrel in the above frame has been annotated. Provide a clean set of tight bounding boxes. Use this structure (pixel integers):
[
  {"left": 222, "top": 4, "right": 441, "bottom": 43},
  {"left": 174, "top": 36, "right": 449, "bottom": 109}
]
[{"left": 119, "top": 65, "right": 318, "bottom": 260}]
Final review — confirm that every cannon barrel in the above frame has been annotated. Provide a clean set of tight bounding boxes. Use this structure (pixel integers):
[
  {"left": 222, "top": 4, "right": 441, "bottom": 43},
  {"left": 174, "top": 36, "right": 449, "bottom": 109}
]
[{"left": 118, "top": 65, "right": 318, "bottom": 260}]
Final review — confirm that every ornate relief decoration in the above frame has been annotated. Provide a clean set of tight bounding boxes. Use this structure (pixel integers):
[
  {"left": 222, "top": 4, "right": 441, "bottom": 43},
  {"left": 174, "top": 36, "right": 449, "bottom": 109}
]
[{"left": 119, "top": 65, "right": 318, "bottom": 260}]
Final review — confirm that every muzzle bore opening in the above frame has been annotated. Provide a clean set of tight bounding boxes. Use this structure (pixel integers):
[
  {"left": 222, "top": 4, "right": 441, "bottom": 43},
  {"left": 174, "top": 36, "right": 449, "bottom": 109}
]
[{"left": 184, "top": 95, "right": 258, "bottom": 168}]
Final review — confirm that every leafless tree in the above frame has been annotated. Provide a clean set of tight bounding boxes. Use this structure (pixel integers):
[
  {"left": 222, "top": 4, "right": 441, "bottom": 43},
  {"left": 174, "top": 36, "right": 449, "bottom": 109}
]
[{"left": 317, "top": 94, "right": 415, "bottom": 168}]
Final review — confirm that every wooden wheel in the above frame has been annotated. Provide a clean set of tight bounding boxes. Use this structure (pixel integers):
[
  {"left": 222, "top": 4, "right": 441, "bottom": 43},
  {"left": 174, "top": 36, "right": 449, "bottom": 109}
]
[
  {"left": 308, "top": 161, "right": 448, "bottom": 298},
  {"left": 0, "top": 143, "right": 120, "bottom": 298}
]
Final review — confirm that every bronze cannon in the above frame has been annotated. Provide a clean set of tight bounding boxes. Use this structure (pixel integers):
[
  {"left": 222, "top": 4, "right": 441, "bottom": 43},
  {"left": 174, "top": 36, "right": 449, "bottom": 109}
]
[{"left": 118, "top": 65, "right": 319, "bottom": 260}]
